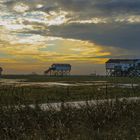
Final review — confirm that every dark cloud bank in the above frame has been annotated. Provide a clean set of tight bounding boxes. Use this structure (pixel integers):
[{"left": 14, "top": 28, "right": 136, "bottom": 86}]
[{"left": 4, "top": 0, "right": 140, "bottom": 53}]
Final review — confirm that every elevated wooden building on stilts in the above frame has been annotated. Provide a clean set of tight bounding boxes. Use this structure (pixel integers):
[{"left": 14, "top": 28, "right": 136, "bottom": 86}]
[
  {"left": 106, "top": 59, "right": 140, "bottom": 77},
  {"left": 44, "top": 64, "right": 71, "bottom": 76}
]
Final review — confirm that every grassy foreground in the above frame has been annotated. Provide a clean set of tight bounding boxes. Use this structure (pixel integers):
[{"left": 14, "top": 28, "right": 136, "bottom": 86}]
[
  {"left": 0, "top": 84, "right": 140, "bottom": 105},
  {"left": 1, "top": 75, "right": 140, "bottom": 104},
  {"left": 0, "top": 76, "right": 140, "bottom": 139},
  {"left": 0, "top": 75, "right": 140, "bottom": 104},
  {"left": 0, "top": 100, "right": 139, "bottom": 140},
  {"left": 2, "top": 75, "right": 140, "bottom": 83}
]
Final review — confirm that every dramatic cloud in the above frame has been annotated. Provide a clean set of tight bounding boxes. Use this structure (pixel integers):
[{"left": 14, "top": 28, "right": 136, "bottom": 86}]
[{"left": 0, "top": 0, "right": 140, "bottom": 74}]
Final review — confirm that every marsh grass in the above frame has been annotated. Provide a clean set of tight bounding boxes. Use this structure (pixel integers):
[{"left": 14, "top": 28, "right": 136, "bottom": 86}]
[
  {"left": 0, "top": 100, "right": 139, "bottom": 139},
  {"left": 1, "top": 75, "right": 140, "bottom": 105},
  {"left": 2, "top": 75, "right": 140, "bottom": 83},
  {"left": 0, "top": 84, "right": 139, "bottom": 105},
  {"left": 0, "top": 76, "right": 140, "bottom": 139}
]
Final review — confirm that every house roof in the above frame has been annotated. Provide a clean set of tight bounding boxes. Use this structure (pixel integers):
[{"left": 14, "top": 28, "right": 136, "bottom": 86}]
[
  {"left": 106, "top": 59, "right": 140, "bottom": 64},
  {"left": 52, "top": 64, "right": 71, "bottom": 67}
]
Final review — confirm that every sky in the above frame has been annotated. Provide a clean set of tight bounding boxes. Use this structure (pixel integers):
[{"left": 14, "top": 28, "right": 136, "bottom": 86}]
[{"left": 0, "top": 0, "right": 140, "bottom": 75}]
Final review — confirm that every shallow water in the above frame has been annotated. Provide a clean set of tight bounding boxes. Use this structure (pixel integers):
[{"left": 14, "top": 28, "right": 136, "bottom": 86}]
[
  {"left": 0, "top": 79, "right": 108, "bottom": 87},
  {"left": 0, "top": 78, "right": 139, "bottom": 88}
]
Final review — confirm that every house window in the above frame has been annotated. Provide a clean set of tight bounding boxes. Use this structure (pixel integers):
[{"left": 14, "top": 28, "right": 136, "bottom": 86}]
[{"left": 137, "top": 63, "right": 140, "bottom": 67}]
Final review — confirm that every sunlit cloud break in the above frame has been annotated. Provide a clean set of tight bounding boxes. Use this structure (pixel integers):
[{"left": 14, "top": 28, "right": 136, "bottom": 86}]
[{"left": 0, "top": 0, "right": 139, "bottom": 74}]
